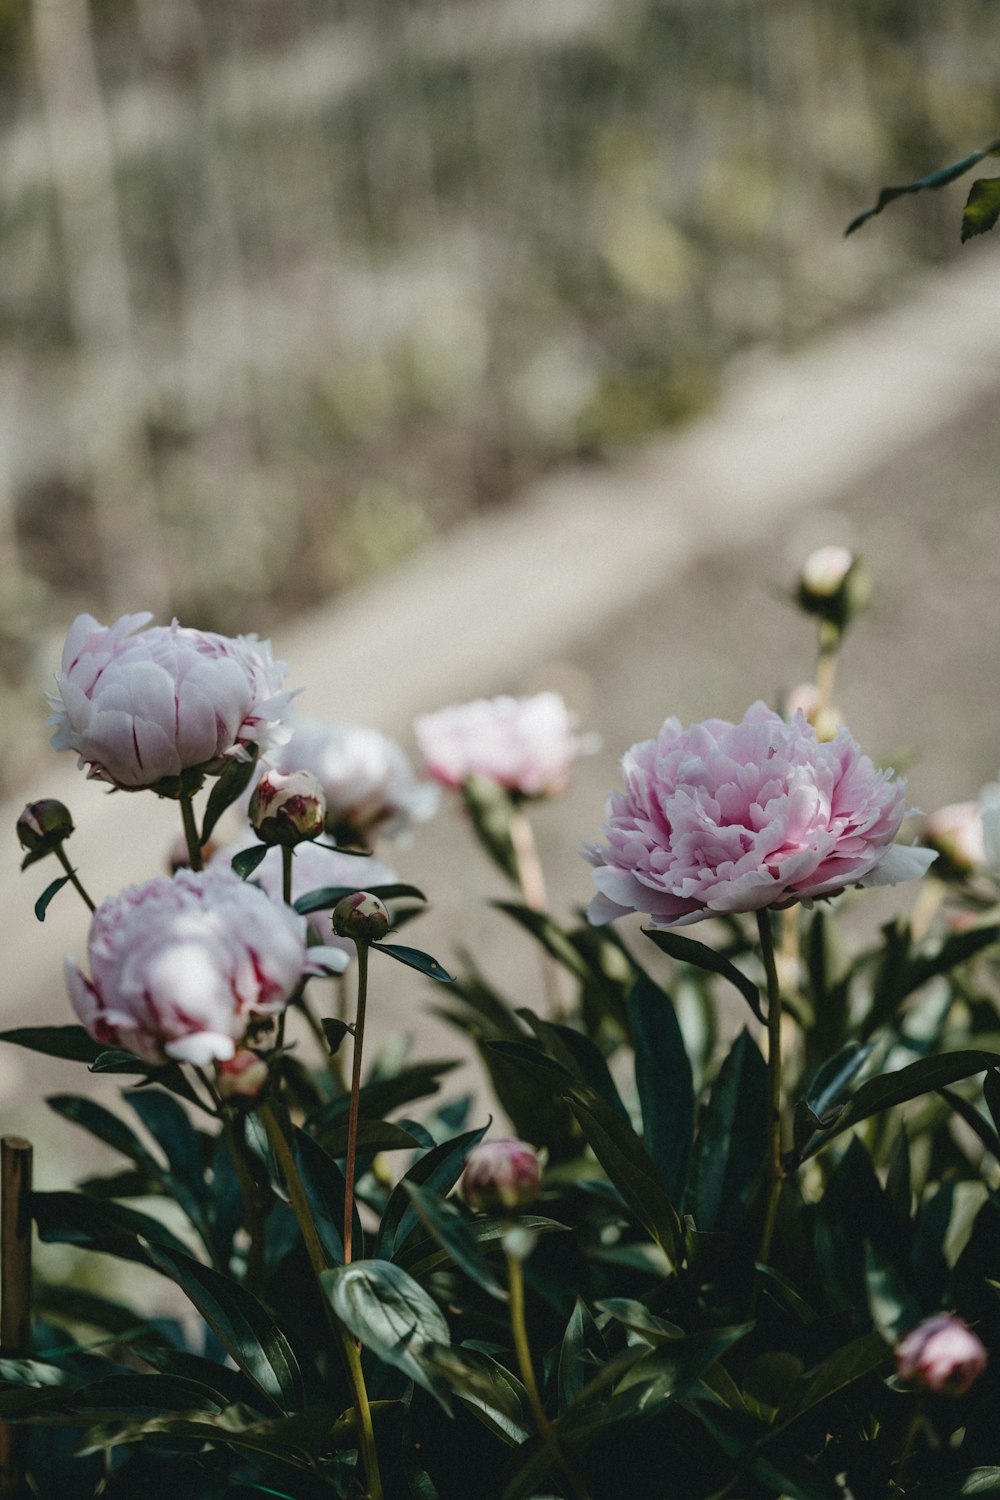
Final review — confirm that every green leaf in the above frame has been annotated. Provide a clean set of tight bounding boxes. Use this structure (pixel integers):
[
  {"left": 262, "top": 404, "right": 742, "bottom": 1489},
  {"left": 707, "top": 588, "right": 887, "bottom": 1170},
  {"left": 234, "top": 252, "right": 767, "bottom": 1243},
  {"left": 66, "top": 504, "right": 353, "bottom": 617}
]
[
  {"left": 593, "top": 1323, "right": 753, "bottom": 1427},
  {"left": 961, "top": 177, "right": 1000, "bottom": 241},
  {"left": 293, "top": 883, "right": 427, "bottom": 915},
  {"left": 74, "top": 1401, "right": 341, "bottom": 1472},
  {"left": 689, "top": 1030, "right": 768, "bottom": 1233},
  {"left": 773, "top": 1331, "right": 889, "bottom": 1427},
  {"left": 370, "top": 943, "right": 454, "bottom": 983},
  {"left": 557, "top": 1299, "right": 607, "bottom": 1410},
  {"left": 802, "top": 1049, "right": 1000, "bottom": 1159},
  {"left": 47, "top": 1094, "right": 159, "bottom": 1173},
  {"left": 642, "top": 928, "right": 763, "bottom": 1022},
  {"left": 377, "top": 1124, "right": 488, "bottom": 1257},
  {"left": 806, "top": 1041, "right": 875, "bottom": 1122},
  {"left": 322, "top": 1259, "right": 452, "bottom": 1410},
  {"left": 423, "top": 1345, "right": 529, "bottom": 1444},
  {"left": 494, "top": 903, "right": 590, "bottom": 983},
  {"left": 231, "top": 844, "right": 269, "bottom": 880},
  {"left": 985, "top": 1069, "right": 1000, "bottom": 1138},
  {"left": 845, "top": 139, "right": 1000, "bottom": 234},
  {"left": 628, "top": 974, "right": 694, "bottom": 1201},
  {"left": 595, "top": 1298, "right": 684, "bottom": 1344},
  {"left": 397, "top": 1215, "right": 568, "bottom": 1280},
  {"left": 461, "top": 775, "right": 518, "bottom": 883},
  {"left": 125, "top": 1090, "right": 213, "bottom": 1243},
  {"left": 318, "top": 1118, "right": 422, "bottom": 1158},
  {"left": 142, "top": 1241, "right": 303, "bottom": 1413},
  {"left": 87, "top": 1054, "right": 205, "bottom": 1111},
  {"left": 915, "top": 1472, "right": 1000, "bottom": 1499},
  {"left": 32, "top": 1191, "right": 191, "bottom": 1266},
  {"left": 400, "top": 1182, "right": 505, "bottom": 1299},
  {"left": 201, "top": 753, "right": 260, "bottom": 844},
  {"left": 517, "top": 1009, "right": 628, "bottom": 1121},
  {"left": 291, "top": 1127, "right": 360, "bottom": 1265},
  {"left": 320, "top": 1018, "right": 352, "bottom": 1056},
  {"left": 938, "top": 1086, "right": 1000, "bottom": 1163},
  {"left": 34, "top": 874, "right": 72, "bottom": 921},
  {"left": 309, "top": 1060, "right": 459, "bottom": 1144},
  {"left": 864, "top": 1243, "right": 920, "bottom": 1344},
  {"left": 0, "top": 1026, "right": 104, "bottom": 1064}
]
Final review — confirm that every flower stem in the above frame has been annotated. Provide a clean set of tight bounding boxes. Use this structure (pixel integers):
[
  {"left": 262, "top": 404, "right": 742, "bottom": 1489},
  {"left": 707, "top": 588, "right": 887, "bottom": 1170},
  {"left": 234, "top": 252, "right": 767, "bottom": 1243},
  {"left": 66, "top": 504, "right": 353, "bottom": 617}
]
[
  {"left": 343, "top": 940, "right": 370, "bottom": 1265},
  {"left": 54, "top": 844, "right": 96, "bottom": 913},
  {"left": 755, "top": 909, "right": 784, "bottom": 1282},
  {"left": 298, "top": 990, "right": 347, "bottom": 1090},
  {"left": 180, "top": 793, "right": 203, "bottom": 872},
  {"left": 505, "top": 1244, "right": 590, "bottom": 1500},
  {"left": 510, "top": 808, "right": 564, "bottom": 1021},
  {"left": 281, "top": 846, "right": 294, "bottom": 908},
  {"left": 814, "top": 620, "right": 840, "bottom": 729},
  {"left": 894, "top": 1404, "right": 924, "bottom": 1492},
  {"left": 259, "top": 1101, "right": 383, "bottom": 1500}
]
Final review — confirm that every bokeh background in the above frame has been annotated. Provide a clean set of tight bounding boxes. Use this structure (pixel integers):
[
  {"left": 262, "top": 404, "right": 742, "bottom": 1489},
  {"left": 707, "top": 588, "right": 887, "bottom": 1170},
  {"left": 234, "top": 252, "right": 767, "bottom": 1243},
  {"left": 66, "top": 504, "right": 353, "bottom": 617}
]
[{"left": 3, "top": 0, "right": 1000, "bottom": 787}]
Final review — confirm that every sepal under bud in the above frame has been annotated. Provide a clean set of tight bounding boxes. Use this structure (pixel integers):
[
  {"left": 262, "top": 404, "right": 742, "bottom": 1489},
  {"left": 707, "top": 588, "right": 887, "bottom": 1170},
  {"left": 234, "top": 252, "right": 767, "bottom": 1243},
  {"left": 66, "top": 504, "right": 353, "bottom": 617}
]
[
  {"left": 331, "top": 891, "right": 391, "bottom": 944},
  {"left": 462, "top": 1138, "right": 541, "bottom": 1214},
  {"left": 17, "top": 799, "right": 74, "bottom": 865},
  {"left": 215, "top": 1048, "right": 270, "bottom": 1102},
  {"left": 797, "top": 546, "right": 870, "bottom": 632}
]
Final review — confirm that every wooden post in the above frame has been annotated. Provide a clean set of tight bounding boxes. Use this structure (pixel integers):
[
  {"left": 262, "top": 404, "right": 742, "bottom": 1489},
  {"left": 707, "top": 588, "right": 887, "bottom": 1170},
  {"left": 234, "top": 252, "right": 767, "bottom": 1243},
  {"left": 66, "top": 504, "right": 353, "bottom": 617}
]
[{"left": 0, "top": 1137, "right": 32, "bottom": 1498}]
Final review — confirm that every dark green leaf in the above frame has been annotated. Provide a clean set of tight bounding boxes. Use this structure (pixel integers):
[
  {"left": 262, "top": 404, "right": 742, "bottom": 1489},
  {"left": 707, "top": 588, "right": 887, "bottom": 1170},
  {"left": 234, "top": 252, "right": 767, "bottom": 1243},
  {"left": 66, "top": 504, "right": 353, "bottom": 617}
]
[
  {"left": 985, "top": 1070, "right": 1000, "bottom": 1138},
  {"left": 74, "top": 1401, "right": 340, "bottom": 1471},
  {"left": 845, "top": 140, "right": 1000, "bottom": 234},
  {"left": 231, "top": 844, "right": 269, "bottom": 880},
  {"left": 915, "top": 1472, "right": 1000, "bottom": 1499},
  {"left": 291, "top": 1127, "right": 360, "bottom": 1265},
  {"left": 557, "top": 1299, "right": 607, "bottom": 1410},
  {"left": 803, "top": 1049, "right": 1000, "bottom": 1159},
  {"left": 400, "top": 1182, "right": 505, "bottom": 1299},
  {"left": 517, "top": 1009, "right": 628, "bottom": 1121},
  {"left": 423, "top": 1345, "right": 529, "bottom": 1444},
  {"left": 591, "top": 1324, "right": 753, "bottom": 1428},
  {"left": 370, "top": 944, "right": 454, "bottom": 983},
  {"left": 642, "top": 928, "right": 763, "bottom": 1022},
  {"left": 938, "top": 1086, "right": 1000, "bottom": 1163},
  {"left": 142, "top": 1241, "right": 303, "bottom": 1413},
  {"left": 32, "top": 1191, "right": 191, "bottom": 1267},
  {"left": 397, "top": 1215, "right": 568, "bottom": 1280},
  {"left": 201, "top": 754, "right": 260, "bottom": 844},
  {"left": 774, "top": 1331, "right": 889, "bottom": 1427},
  {"left": 494, "top": 903, "right": 590, "bottom": 983},
  {"left": 47, "top": 1094, "right": 158, "bottom": 1174},
  {"left": 319, "top": 1119, "right": 421, "bottom": 1158},
  {"left": 595, "top": 1299, "right": 684, "bottom": 1344},
  {"left": 806, "top": 1041, "right": 875, "bottom": 1122},
  {"left": 309, "top": 1061, "right": 459, "bottom": 1144},
  {"left": 689, "top": 1030, "right": 768, "bottom": 1232},
  {"left": 962, "top": 177, "right": 1000, "bottom": 241},
  {"left": 320, "top": 1018, "right": 352, "bottom": 1056},
  {"left": 294, "top": 883, "right": 427, "bottom": 915},
  {"left": 628, "top": 974, "right": 694, "bottom": 1201},
  {"left": 461, "top": 775, "right": 518, "bottom": 882},
  {"left": 87, "top": 1054, "right": 205, "bottom": 1111},
  {"left": 322, "top": 1259, "right": 452, "bottom": 1410},
  {"left": 377, "top": 1124, "right": 488, "bottom": 1257},
  {"left": 864, "top": 1243, "right": 920, "bottom": 1344},
  {"left": 0, "top": 1026, "right": 104, "bottom": 1064},
  {"left": 34, "top": 874, "right": 72, "bottom": 921}
]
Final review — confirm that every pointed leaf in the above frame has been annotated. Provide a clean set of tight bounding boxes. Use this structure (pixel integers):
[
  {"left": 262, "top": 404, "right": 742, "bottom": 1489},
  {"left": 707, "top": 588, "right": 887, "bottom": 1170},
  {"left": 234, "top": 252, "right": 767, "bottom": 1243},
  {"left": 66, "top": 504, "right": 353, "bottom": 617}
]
[
  {"left": 962, "top": 177, "right": 1000, "bottom": 241},
  {"left": 201, "top": 753, "right": 260, "bottom": 844},
  {"left": 773, "top": 1331, "right": 888, "bottom": 1427},
  {"left": 231, "top": 844, "right": 269, "bottom": 880},
  {"left": 0, "top": 1026, "right": 104, "bottom": 1064},
  {"left": 642, "top": 928, "right": 763, "bottom": 1022},
  {"left": 291, "top": 1127, "right": 360, "bottom": 1265},
  {"left": 377, "top": 1124, "right": 488, "bottom": 1257},
  {"left": 494, "top": 903, "right": 590, "bottom": 982},
  {"left": 322, "top": 1258, "right": 452, "bottom": 1409},
  {"left": 370, "top": 944, "right": 454, "bottom": 983},
  {"left": 628, "top": 974, "right": 694, "bottom": 1201},
  {"left": 397, "top": 1214, "right": 568, "bottom": 1280},
  {"left": 47, "top": 1095, "right": 160, "bottom": 1173},
  {"left": 557, "top": 1299, "right": 607, "bottom": 1409},
  {"left": 690, "top": 1029, "right": 768, "bottom": 1232},
  {"left": 143, "top": 1240, "right": 303, "bottom": 1412},
  {"left": 294, "top": 883, "right": 427, "bottom": 915},
  {"left": 32, "top": 1191, "right": 191, "bottom": 1267},
  {"left": 34, "top": 874, "right": 72, "bottom": 921},
  {"left": 400, "top": 1181, "right": 505, "bottom": 1299},
  {"left": 461, "top": 775, "right": 518, "bottom": 882},
  {"left": 846, "top": 140, "right": 1000, "bottom": 234}
]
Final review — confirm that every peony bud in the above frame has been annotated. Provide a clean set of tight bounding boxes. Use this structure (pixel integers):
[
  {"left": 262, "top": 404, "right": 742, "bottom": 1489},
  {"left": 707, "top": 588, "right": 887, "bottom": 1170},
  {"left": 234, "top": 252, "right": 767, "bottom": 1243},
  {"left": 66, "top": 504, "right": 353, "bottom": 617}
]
[
  {"left": 215, "top": 1048, "right": 270, "bottom": 1102},
  {"left": 331, "top": 891, "right": 391, "bottom": 944},
  {"left": 17, "top": 799, "right": 74, "bottom": 859},
  {"left": 797, "top": 546, "right": 870, "bottom": 631},
  {"left": 923, "top": 802, "right": 986, "bottom": 878},
  {"left": 249, "top": 769, "right": 326, "bottom": 847},
  {"left": 896, "top": 1315, "right": 988, "bottom": 1397},
  {"left": 462, "top": 1138, "right": 541, "bottom": 1214}
]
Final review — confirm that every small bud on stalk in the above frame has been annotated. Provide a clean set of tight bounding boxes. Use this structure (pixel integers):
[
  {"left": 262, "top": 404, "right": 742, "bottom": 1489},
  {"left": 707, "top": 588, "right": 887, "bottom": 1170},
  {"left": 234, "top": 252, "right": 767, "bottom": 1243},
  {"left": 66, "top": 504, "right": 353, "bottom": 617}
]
[
  {"left": 797, "top": 546, "right": 870, "bottom": 633},
  {"left": 895, "top": 1315, "right": 988, "bottom": 1397},
  {"left": 249, "top": 769, "right": 326, "bottom": 847},
  {"left": 332, "top": 891, "right": 391, "bottom": 944},
  {"left": 463, "top": 1138, "right": 541, "bottom": 1214},
  {"left": 17, "top": 799, "right": 74, "bottom": 859},
  {"left": 923, "top": 802, "right": 986, "bottom": 878},
  {"left": 215, "top": 1049, "right": 270, "bottom": 1102}
]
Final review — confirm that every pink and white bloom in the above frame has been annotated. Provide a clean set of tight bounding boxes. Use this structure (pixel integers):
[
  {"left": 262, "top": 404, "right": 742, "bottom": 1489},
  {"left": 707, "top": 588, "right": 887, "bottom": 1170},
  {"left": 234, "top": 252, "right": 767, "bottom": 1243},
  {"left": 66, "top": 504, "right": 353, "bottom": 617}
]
[
  {"left": 462, "top": 1138, "right": 541, "bottom": 1213},
  {"left": 415, "top": 692, "right": 586, "bottom": 799},
  {"left": 217, "top": 835, "right": 397, "bottom": 958},
  {"left": 924, "top": 802, "right": 987, "bottom": 875},
  {"left": 266, "top": 718, "right": 437, "bottom": 842},
  {"left": 896, "top": 1315, "right": 988, "bottom": 1396},
  {"left": 585, "top": 702, "right": 936, "bottom": 929},
  {"left": 48, "top": 613, "right": 293, "bottom": 791},
  {"left": 249, "top": 768, "right": 326, "bottom": 846},
  {"left": 65, "top": 866, "right": 315, "bottom": 1066}
]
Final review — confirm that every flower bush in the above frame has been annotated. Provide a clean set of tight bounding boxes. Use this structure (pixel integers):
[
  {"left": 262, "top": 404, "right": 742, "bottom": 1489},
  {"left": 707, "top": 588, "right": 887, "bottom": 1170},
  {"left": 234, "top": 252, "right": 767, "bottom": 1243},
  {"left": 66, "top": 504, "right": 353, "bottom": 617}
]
[{"left": 5, "top": 575, "right": 1000, "bottom": 1500}]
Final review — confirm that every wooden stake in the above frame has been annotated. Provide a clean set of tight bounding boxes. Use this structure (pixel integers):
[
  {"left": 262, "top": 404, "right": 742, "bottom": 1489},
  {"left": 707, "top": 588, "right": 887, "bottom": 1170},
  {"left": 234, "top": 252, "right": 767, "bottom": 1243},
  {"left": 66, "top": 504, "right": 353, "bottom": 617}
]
[{"left": 0, "top": 1136, "right": 32, "bottom": 1498}]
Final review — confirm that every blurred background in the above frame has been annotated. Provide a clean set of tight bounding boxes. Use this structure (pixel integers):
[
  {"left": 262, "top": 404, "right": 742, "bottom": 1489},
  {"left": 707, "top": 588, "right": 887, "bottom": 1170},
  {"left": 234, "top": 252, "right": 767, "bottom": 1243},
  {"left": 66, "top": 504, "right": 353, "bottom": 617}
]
[{"left": 2, "top": 0, "right": 1000, "bottom": 791}]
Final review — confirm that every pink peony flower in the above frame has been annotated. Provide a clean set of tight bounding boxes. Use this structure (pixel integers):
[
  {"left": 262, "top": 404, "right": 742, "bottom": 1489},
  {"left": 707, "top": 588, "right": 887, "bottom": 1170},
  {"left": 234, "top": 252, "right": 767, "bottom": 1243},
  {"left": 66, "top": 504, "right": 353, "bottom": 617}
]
[
  {"left": 896, "top": 1315, "right": 988, "bottom": 1396},
  {"left": 65, "top": 866, "right": 313, "bottom": 1066},
  {"left": 585, "top": 702, "right": 935, "bottom": 929},
  {"left": 462, "top": 1138, "right": 541, "bottom": 1213},
  {"left": 48, "top": 613, "right": 293, "bottom": 791},
  {"left": 216, "top": 835, "right": 397, "bottom": 959},
  {"left": 415, "top": 692, "right": 585, "bottom": 799},
  {"left": 249, "top": 768, "right": 326, "bottom": 847},
  {"left": 266, "top": 718, "right": 438, "bottom": 842}
]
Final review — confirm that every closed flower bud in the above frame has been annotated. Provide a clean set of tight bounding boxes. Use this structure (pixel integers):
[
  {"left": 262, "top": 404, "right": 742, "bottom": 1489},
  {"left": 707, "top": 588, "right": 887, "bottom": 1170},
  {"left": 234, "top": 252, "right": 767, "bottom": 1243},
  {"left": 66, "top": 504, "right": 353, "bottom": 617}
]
[
  {"left": 249, "top": 769, "right": 326, "bottom": 846},
  {"left": 797, "top": 546, "right": 870, "bottom": 631},
  {"left": 896, "top": 1315, "right": 988, "bottom": 1397},
  {"left": 331, "top": 891, "right": 391, "bottom": 944},
  {"left": 215, "top": 1048, "right": 270, "bottom": 1102},
  {"left": 462, "top": 1138, "right": 541, "bottom": 1214},
  {"left": 923, "top": 802, "right": 986, "bottom": 877},
  {"left": 17, "top": 799, "right": 74, "bottom": 857}
]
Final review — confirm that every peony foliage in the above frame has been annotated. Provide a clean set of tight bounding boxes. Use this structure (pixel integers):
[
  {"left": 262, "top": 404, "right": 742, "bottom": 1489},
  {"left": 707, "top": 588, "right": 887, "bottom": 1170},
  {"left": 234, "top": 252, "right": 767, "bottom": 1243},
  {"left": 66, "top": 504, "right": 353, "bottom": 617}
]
[{"left": 5, "top": 585, "right": 1000, "bottom": 1499}]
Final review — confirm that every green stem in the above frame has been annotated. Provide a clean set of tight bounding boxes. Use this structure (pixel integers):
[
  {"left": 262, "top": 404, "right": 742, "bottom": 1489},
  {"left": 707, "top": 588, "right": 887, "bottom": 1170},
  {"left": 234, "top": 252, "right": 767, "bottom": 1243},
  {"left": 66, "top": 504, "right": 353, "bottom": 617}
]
[
  {"left": 894, "top": 1404, "right": 924, "bottom": 1492},
  {"left": 180, "top": 794, "right": 203, "bottom": 872},
  {"left": 506, "top": 1246, "right": 590, "bottom": 1500},
  {"left": 281, "top": 846, "right": 294, "bottom": 908},
  {"left": 343, "top": 941, "right": 370, "bottom": 1265},
  {"left": 259, "top": 1101, "right": 383, "bottom": 1500},
  {"left": 298, "top": 990, "right": 347, "bottom": 1090},
  {"left": 814, "top": 620, "right": 840, "bottom": 728},
  {"left": 509, "top": 808, "right": 564, "bottom": 1021},
  {"left": 755, "top": 909, "right": 784, "bottom": 1282},
  {"left": 54, "top": 844, "right": 96, "bottom": 913}
]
